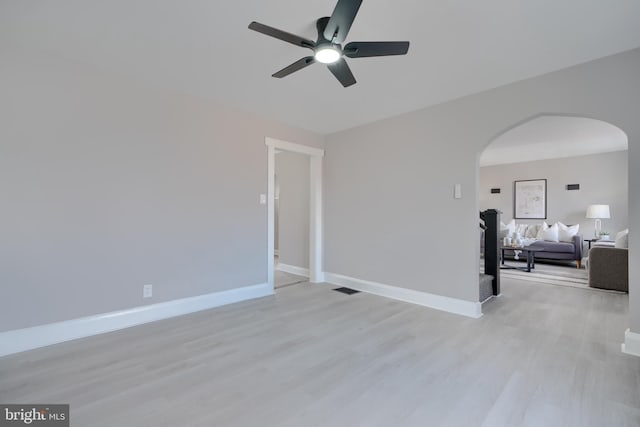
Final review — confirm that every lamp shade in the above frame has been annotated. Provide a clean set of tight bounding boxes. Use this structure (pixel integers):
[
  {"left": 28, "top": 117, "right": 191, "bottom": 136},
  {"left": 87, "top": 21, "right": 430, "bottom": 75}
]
[{"left": 586, "top": 204, "right": 610, "bottom": 219}]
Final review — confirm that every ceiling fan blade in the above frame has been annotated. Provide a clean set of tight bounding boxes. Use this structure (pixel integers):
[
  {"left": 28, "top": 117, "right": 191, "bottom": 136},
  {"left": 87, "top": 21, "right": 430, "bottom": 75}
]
[
  {"left": 248, "top": 21, "right": 315, "bottom": 49},
  {"left": 323, "top": 0, "right": 362, "bottom": 44},
  {"left": 327, "top": 58, "right": 357, "bottom": 87},
  {"left": 344, "top": 41, "right": 410, "bottom": 58},
  {"left": 272, "top": 57, "right": 316, "bottom": 78}
]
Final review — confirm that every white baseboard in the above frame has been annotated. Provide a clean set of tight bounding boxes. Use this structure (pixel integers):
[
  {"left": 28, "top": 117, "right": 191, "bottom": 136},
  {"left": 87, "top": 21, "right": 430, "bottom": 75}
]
[
  {"left": 324, "top": 272, "right": 482, "bottom": 319},
  {"left": 0, "top": 283, "right": 273, "bottom": 358},
  {"left": 276, "top": 263, "right": 309, "bottom": 278},
  {"left": 622, "top": 328, "right": 640, "bottom": 357},
  {"left": 480, "top": 295, "right": 495, "bottom": 304},
  {"left": 313, "top": 272, "right": 326, "bottom": 283}
]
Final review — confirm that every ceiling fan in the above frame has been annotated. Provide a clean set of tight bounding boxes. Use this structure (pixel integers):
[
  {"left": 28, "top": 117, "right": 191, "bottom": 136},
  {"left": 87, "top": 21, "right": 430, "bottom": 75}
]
[{"left": 248, "top": 0, "right": 410, "bottom": 87}]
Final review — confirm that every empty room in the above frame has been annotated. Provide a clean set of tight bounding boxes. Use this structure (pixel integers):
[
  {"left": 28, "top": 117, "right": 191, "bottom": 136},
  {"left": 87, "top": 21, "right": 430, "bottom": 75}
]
[{"left": 1, "top": 1, "right": 640, "bottom": 426}]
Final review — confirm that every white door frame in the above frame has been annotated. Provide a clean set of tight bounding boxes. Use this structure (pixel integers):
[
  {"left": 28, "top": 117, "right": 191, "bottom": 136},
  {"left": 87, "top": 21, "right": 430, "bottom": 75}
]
[{"left": 266, "top": 137, "right": 325, "bottom": 289}]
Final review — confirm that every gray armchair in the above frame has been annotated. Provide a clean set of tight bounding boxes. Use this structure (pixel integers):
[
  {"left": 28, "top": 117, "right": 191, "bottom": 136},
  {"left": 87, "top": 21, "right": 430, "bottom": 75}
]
[{"left": 588, "top": 246, "right": 628, "bottom": 292}]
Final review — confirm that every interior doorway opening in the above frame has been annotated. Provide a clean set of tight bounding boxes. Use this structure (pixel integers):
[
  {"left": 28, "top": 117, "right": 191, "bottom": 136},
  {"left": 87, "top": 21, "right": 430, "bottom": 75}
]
[
  {"left": 478, "top": 114, "right": 629, "bottom": 294},
  {"left": 274, "top": 151, "right": 310, "bottom": 288},
  {"left": 266, "top": 138, "right": 324, "bottom": 291}
]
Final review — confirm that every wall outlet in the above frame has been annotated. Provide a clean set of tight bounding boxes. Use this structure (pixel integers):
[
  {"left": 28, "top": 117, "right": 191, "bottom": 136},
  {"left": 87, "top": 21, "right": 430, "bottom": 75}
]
[{"left": 143, "top": 284, "right": 153, "bottom": 298}]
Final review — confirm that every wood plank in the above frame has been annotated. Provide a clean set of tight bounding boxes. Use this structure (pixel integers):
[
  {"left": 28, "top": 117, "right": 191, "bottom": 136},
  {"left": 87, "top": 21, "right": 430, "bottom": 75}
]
[{"left": 0, "top": 278, "right": 638, "bottom": 426}]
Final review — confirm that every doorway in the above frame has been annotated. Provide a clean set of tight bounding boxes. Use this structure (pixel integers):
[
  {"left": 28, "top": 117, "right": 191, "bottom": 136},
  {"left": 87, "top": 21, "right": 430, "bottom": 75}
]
[
  {"left": 266, "top": 137, "right": 324, "bottom": 290},
  {"left": 274, "top": 152, "right": 308, "bottom": 288},
  {"left": 478, "top": 114, "right": 629, "bottom": 291}
]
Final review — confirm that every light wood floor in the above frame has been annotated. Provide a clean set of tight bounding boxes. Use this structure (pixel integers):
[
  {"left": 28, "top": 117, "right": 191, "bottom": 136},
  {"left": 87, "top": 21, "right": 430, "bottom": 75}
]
[
  {"left": 1, "top": 278, "right": 638, "bottom": 426},
  {"left": 274, "top": 256, "right": 307, "bottom": 289},
  {"left": 274, "top": 269, "right": 307, "bottom": 289}
]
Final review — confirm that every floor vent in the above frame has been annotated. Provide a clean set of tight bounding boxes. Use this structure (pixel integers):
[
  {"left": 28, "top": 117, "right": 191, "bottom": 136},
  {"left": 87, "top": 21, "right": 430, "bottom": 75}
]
[{"left": 333, "top": 287, "right": 360, "bottom": 295}]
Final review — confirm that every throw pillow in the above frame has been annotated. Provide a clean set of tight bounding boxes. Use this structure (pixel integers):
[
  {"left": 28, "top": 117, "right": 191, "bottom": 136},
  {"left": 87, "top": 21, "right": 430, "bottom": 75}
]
[
  {"left": 557, "top": 222, "right": 579, "bottom": 243},
  {"left": 537, "top": 222, "right": 559, "bottom": 242},
  {"left": 500, "top": 219, "right": 515, "bottom": 238},
  {"left": 615, "top": 229, "right": 629, "bottom": 249},
  {"left": 525, "top": 224, "right": 541, "bottom": 239},
  {"left": 515, "top": 223, "right": 529, "bottom": 237},
  {"left": 536, "top": 221, "right": 549, "bottom": 240}
]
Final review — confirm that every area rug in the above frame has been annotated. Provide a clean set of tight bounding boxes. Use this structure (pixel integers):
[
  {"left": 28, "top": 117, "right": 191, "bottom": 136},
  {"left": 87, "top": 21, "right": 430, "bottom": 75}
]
[{"left": 482, "top": 261, "right": 625, "bottom": 294}]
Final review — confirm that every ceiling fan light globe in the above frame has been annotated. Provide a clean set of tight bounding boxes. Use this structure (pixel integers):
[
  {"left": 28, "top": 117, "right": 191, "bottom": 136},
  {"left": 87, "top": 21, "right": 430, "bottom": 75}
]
[{"left": 315, "top": 47, "right": 341, "bottom": 64}]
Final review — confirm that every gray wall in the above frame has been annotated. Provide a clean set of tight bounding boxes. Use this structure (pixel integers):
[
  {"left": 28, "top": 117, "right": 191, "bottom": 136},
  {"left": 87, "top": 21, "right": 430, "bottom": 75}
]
[
  {"left": 0, "top": 43, "right": 323, "bottom": 332},
  {"left": 275, "top": 151, "right": 310, "bottom": 268},
  {"left": 324, "top": 48, "right": 640, "bottom": 334},
  {"left": 480, "top": 151, "right": 628, "bottom": 237}
]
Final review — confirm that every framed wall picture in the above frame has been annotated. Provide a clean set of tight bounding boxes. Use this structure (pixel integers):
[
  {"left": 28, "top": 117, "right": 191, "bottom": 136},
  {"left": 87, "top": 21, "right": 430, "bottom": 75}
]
[{"left": 514, "top": 179, "right": 547, "bottom": 219}]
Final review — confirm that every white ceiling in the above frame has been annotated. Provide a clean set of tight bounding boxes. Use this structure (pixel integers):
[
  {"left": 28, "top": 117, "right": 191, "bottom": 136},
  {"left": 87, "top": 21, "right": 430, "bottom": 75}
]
[
  {"left": 2, "top": 1, "right": 640, "bottom": 134},
  {"left": 480, "top": 116, "right": 628, "bottom": 167}
]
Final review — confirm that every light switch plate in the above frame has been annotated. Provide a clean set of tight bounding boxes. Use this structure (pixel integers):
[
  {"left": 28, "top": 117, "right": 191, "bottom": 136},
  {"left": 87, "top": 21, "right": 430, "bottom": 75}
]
[
  {"left": 143, "top": 284, "right": 152, "bottom": 298},
  {"left": 259, "top": 194, "right": 267, "bottom": 204},
  {"left": 454, "top": 184, "right": 462, "bottom": 199}
]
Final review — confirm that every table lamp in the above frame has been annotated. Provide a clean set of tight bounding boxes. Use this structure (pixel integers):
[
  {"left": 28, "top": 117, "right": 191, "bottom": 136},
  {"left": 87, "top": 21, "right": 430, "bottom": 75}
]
[{"left": 586, "top": 204, "right": 610, "bottom": 238}]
